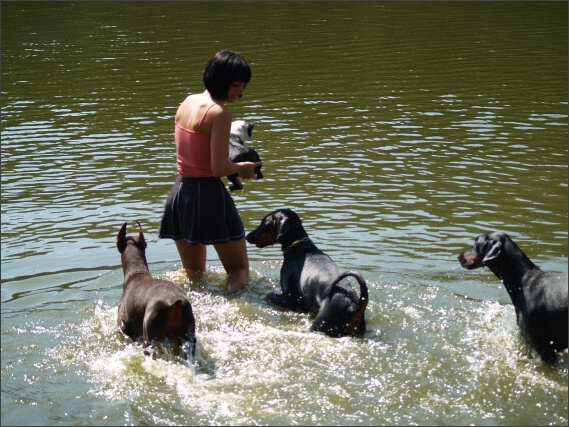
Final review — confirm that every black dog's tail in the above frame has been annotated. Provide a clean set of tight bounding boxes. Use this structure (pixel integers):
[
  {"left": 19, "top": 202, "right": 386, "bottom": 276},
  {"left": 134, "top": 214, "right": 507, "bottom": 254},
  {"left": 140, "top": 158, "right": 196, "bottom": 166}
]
[{"left": 330, "top": 271, "right": 369, "bottom": 336}]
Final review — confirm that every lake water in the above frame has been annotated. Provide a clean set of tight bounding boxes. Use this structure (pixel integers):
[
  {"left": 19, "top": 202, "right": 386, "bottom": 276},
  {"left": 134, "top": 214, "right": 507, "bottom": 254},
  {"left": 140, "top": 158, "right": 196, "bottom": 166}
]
[{"left": 1, "top": 2, "right": 567, "bottom": 425}]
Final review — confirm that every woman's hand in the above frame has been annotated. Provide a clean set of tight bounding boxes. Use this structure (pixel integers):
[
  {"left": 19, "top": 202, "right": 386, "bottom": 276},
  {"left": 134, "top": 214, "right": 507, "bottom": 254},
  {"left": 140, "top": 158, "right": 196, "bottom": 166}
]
[{"left": 237, "top": 161, "right": 261, "bottom": 179}]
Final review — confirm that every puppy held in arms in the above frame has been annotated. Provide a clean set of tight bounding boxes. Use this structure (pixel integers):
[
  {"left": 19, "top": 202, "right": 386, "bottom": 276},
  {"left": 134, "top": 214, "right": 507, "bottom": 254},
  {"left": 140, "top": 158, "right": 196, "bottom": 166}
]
[
  {"left": 116, "top": 221, "right": 196, "bottom": 358},
  {"left": 227, "top": 119, "right": 263, "bottom": 191}
]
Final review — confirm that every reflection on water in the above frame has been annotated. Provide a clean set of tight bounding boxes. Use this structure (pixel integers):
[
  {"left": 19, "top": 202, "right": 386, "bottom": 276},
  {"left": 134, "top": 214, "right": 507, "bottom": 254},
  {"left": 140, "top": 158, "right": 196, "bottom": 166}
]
[
  {"left": 1, "top": 1, "right": 567, "bottom": 426},
  {"left": 3, "top": 271, "right": 567, "bottom": 426}
]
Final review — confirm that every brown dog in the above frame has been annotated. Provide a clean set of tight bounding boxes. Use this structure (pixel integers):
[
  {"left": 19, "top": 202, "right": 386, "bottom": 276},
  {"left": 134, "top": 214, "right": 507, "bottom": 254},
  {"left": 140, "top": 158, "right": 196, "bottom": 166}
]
[{"left": 116, "top": 221, "right": 196, "bottom": 356}]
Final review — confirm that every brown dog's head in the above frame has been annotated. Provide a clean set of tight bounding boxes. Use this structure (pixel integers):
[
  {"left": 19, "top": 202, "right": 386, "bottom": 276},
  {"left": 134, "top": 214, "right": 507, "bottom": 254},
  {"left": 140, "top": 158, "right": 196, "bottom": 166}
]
[
  {"left": 458, "top": 231, "right": 508, "bottom": 270},
  {"left": 246, "top": 209, "right": 305, "bottom": 249},
  {"left": 116, "top": 221, "right": 147, "bottom": 254}
]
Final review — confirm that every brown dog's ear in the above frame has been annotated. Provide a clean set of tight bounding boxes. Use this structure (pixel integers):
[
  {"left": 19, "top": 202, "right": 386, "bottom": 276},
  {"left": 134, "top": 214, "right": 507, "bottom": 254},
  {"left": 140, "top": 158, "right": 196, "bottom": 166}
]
[
  {"left": 482, "top": 240, "right": 502, "bottom": 265},
  {"left": 135, "top": 220, "right": 147, "bottom": 249},
  {"left": 117, "top": 222, "right": 128, "bottom": 253}
]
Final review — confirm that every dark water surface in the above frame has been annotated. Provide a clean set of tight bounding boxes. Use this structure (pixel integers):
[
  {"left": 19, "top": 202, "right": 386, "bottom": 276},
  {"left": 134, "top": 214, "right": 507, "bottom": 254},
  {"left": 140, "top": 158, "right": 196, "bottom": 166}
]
[{"left": 2, "top": 2, "right": 567, "bottom": 425}]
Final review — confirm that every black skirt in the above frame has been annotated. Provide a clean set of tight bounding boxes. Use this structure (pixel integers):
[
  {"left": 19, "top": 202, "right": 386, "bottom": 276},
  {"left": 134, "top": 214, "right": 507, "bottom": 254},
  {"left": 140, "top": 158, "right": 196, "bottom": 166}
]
[{"left": 158, "top": 175, "right": 245, "bottom": 245}]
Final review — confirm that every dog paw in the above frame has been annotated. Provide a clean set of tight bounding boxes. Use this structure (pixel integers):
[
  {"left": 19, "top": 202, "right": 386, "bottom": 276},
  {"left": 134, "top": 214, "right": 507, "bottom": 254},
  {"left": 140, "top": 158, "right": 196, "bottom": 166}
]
[{"left": 265, "top": 292, "right": 278, "bottom": 303}]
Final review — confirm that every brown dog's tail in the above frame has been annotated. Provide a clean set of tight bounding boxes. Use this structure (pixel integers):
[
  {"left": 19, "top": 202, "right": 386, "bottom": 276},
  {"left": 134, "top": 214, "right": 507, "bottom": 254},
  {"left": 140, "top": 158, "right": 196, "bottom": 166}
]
[{"left": 330, "top": 271, "right": 368, "bottom": 336}]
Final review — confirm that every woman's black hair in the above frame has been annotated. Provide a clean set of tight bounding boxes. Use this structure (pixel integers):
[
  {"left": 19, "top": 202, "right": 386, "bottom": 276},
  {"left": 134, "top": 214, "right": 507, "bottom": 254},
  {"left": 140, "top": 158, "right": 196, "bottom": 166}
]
[{"left": 203, "top": 50, "right": 251, "bottom": 101}]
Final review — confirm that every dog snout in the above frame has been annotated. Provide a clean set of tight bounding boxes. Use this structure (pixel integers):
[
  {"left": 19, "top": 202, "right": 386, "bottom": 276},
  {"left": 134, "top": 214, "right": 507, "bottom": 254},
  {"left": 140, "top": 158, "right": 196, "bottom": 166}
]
[
  {"left": 245, "top": 232, "right": 263, "bottom": 247},
  {"left": 245, "top": 230, "right": 258, "bottom": 244},
  {"left": 458, "top": 249, "right": 483, "bottom": 270},
  {"left": 246, "top": 228, "right": 275, "bottom": 248}
]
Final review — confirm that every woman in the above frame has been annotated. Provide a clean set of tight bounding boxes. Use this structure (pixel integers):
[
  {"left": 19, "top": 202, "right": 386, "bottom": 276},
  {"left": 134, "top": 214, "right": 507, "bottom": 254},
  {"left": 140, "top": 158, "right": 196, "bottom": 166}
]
[{"left": 159, "top": 50, "right": 260, "bottom": 291}]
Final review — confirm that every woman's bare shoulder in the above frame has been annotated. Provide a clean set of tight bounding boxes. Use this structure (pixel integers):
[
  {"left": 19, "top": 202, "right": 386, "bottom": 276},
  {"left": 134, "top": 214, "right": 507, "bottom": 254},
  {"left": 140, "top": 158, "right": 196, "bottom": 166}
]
[
  {"left": 203, "top": 103, "right": 231, "bottom": 136},
  {"left": 175, "top": 90, "right": 233, "bottom": 133},
  {"left": 207, "top": 102, "right": 231, "bottom": 119}
]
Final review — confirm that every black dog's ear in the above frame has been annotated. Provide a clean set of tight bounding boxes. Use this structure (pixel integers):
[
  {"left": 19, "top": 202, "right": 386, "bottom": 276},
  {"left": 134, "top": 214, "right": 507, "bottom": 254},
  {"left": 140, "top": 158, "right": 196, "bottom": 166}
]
[
  {"left": 275, "top": 213, "right": 290, "bottom": 242},
  {"left": 135, "top": 220, "right": 147, "bottom": 249},
  {"left": 117, "top": 222, "right": 128, "bottom": 253},
  {"left": 482, "top": 240, "right": 502, "bottom": 265}
]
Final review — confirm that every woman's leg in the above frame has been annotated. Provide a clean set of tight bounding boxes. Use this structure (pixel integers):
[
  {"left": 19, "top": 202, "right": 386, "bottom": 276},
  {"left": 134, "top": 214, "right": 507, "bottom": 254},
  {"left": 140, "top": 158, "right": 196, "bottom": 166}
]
[
  {"left": 214, "top": 238, "right": 250, "bottom": 291},
  {"left": 175, "top": 239, "right": 207, "bottom": 280}
]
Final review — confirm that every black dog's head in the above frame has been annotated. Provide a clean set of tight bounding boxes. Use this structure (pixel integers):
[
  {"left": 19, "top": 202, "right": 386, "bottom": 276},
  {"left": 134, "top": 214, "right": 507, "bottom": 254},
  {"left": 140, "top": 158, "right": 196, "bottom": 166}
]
[
  {"left": 458, "top": 231, "right": 510, "bottom": 270},
  {"left": 246, "top": 209, "right": 306, "bottom": 249}
]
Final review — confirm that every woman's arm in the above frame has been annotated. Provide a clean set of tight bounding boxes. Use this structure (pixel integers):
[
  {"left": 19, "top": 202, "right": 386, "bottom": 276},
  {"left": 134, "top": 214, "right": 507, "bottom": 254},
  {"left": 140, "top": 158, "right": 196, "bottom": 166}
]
[{"left": 210, "top": 105, "right": 259, "bottom": 179}]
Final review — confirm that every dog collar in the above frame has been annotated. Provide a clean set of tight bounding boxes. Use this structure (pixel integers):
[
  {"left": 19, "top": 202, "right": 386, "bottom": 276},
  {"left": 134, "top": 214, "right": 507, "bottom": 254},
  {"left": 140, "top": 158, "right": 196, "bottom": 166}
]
[{"left": 283, "top": 237, "right": 312, "bottom": 254}]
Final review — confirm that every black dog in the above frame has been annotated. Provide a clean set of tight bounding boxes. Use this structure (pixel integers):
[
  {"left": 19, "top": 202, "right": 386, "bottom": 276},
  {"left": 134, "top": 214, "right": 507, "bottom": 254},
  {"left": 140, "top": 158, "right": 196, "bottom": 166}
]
[
  {"left": 116, "top": 221, "right": 196, "bottom": 356},
  {"left": 458, "top": 231, "right": 568, "bottom": 362},
  {"left": 246, "top": 209, "right": 368, "bottom": 337},
  {"left": 227, "top": 119, "right": 263, "bottom": 191}
]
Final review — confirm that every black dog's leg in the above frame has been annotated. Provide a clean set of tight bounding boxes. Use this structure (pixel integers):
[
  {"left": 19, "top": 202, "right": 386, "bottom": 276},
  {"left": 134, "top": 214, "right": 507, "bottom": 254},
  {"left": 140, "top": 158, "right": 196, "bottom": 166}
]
[{"left": 265, "top": 292, "right": 301, "bottom": 311}]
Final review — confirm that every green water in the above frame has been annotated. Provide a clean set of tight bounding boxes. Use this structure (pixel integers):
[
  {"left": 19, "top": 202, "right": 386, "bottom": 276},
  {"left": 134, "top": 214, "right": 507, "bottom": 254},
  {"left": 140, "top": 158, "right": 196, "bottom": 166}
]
[{"left": 2, "top": 2, "right": 567, "bottom": 425}]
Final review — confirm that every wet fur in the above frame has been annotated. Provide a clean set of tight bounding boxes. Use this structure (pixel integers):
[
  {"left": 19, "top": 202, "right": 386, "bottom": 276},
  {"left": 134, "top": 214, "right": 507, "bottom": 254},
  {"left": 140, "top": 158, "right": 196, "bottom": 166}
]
[
  {"left": 116, "top": 221, "right": 196, "bottom": 356},
  {"left": 246, "top": 209, "right": 368, "bottom": 337},
  {"left": 227, "top": 120, "right": 263, "bottom": 191},
  {"left": 458, "top": 231, "right": 568, "bottom": 363}
]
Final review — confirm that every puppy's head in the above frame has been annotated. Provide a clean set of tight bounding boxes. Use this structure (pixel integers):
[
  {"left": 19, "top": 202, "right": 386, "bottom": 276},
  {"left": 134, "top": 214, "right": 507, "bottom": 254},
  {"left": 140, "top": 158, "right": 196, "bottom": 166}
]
[
  {"left": 458, "top": 231, "right": 508, "bottom": 270},
  {"left": 246, "top": 209, "right": 299, "bottom": 248},
  {"left": 230, "top": 120, "right": 255, "bottom": 142}
]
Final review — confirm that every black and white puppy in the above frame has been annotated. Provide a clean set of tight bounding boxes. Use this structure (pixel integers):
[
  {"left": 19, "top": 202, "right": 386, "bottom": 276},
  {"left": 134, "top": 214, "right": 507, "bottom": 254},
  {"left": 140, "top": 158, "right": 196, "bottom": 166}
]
[{"left": 227, "top": 120, "right": 263, "bottom": 191}]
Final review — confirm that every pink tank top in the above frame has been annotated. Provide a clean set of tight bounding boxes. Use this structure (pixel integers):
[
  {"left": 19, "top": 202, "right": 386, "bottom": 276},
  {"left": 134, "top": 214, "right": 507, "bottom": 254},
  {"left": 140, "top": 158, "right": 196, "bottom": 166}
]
[{"left": 175, "top": 104, "right": 216, "bottom": 177}]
